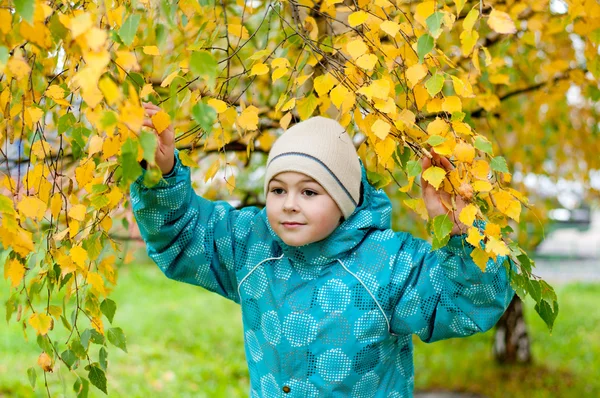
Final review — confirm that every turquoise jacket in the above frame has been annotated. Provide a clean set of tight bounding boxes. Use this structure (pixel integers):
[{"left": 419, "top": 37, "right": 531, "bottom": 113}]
[{"left": 131, "top": 154, "right": 514, "bottom": 397}]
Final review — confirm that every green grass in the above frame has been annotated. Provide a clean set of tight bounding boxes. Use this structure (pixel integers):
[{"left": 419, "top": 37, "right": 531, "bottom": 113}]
[{"left": 1, "top": 259, "right": 599, "bottom": 397}]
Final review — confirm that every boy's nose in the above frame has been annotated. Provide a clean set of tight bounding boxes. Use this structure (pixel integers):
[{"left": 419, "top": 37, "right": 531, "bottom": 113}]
[{"left": 283, "top": 194, "right": 299, "bottom": 212}]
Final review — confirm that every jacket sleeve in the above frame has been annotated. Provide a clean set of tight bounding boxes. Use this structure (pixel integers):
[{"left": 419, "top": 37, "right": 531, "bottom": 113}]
[
  {"left": 129, "top": 153, "right": 258, "bottom": 304},
  {"left": 389, "top": 232, "right": 514, "bottom": 342}
]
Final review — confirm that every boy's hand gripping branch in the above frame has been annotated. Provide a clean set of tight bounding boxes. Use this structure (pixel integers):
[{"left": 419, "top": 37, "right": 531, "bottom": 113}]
[{"left": 142, "top": 102, "right": 176, "bottom": 175}]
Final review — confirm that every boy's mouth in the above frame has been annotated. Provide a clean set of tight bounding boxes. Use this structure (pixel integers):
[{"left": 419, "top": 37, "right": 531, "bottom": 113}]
[{"left": 281, "top": 222, "right": 305, "bottom": 228}]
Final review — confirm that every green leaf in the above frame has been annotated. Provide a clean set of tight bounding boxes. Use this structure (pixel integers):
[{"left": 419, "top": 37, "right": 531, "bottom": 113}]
[
  {"left": 107, "top": 327, "right": 128, "bottom": 353},
  {"left": 417, "top": 34, "right": 434, "bottom": 63},
  {"left": 0, "top": 46, "right": 9, "bottom": 66},
  {"left": 81, "top": 329, "right": 91, "bottom": 349},
  {"left": 88, "top": 364, "right": 107, "bottom": 394},
  {"left": 517, "top": 253, "right": 533, "bottom": 274},
  {"left": 406, "top": 160, "right": 422, "bottom": 178},
  {"left": 37, "top": 335, "right": 53, "bottom": 356},
  {"left": 100, "top": 299, "right": 117, "bottom": 324},
  {"left": 61, "top": 349, "right": 77, "bottom": 369},
  {"left": 535, "top": 299, "right": 559, "bottom": 332},
  {"left": 192, "top": 102, "right": 217, "bottom": 134},
  {"left": 5, "top": 294, "right": 16, "bottom": 323},
  {"left": 14, "top": 0, "right": 35, "bottom": 24},
  {"left": 70, "top": 339, "right": 87, "bottom": 359},
  {"left": 431, "top": 234, "right": 451, "bottom": 251},
  {"left": 297, "top": 94, "right": 319, "bottom": 120},
  {"left": 118, "top": 139, "right": 143, "bottom": 190},
  {"left": 143, "top": 165, "right": 163, "bottom": 188},
  {"left": 118, "top": 14, "right": 141, "bottom": 46},
  {"left": 27, "top": 367, "right": 36, "bottom": 389},
  {"left": 491, "top": 156, "right": 509, "bottom": 173},
  {"left": 99, "top": 347, "right": 108, "bottom": 371},
  {"left": 432, "top": 214, "right": 453, "bottom": 241},
  {"left": 426, "top": 12, "right": 444, "bottom": 38},
  {"left": 425, "top": 74, "right": 445, "bottom": 97},
  {"left": 89, "top": 329, "right": 105, "bottom": 345},
  {"left": 525, "top": 279, "right": 542, "bottom": 303},
  {"left": 0, "top": 195, "right": 15, "bottom": 215},
  {"left": 189, "top": 51, "right": 218, "bottom": 88},
  {"left": 74, "top": 377, "right": 89, "bottom": 398},
  {"left": 426, "top": 135, "right": 447, "bottom": 146},
  {"left": 58, "top": 113, "right": 76, "bottom": 135},
  {"left": 139, "top": 130, "right": 158, "bottom": 164},
  {"left": 474, "top": 136, "right": 493, "bottom": 155}
]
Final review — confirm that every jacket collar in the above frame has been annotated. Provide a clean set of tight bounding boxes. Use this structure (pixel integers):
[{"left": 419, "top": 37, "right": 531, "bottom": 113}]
[{"left": 261, "top": 164, "right": 392, "bottom": 267}]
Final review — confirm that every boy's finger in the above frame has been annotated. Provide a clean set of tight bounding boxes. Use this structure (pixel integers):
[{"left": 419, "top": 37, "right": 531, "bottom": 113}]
[{"left": 142, "top": 118, "right": 155, "bottom": 129}]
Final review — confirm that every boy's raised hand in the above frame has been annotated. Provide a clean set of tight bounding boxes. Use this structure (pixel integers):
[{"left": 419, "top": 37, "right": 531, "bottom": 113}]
[
  {"left": 142, "top": 102, "right": 175, "bottom": 175},
  {"left": 421, "top": 152, "right": 469, "bottom": 236}
]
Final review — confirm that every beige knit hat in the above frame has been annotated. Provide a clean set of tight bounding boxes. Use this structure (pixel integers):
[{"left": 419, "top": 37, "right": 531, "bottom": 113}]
[{"left": 264, "top": 116, "right": 362, "bottom": 219}]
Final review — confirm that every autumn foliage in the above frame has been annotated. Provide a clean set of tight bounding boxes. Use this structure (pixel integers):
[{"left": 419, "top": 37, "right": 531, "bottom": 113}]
[{"left": 3, "top": 0, "right": 599, "bottom": 394}]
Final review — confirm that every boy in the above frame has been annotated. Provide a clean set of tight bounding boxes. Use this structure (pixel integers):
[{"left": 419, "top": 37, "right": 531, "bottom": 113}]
[{"left": 131, "top": 103, "right": 514, "bottom": 397}]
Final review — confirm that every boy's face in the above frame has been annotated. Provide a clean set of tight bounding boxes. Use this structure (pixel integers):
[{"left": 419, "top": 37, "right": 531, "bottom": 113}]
[{"left": 266, "top": 172, "right": 343, "bottom": 247}]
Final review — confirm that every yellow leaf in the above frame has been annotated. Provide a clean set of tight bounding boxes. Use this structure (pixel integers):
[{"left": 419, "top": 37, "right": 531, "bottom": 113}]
[
  {"left": 380, "top": 20, "right": 400, "bottom": 37},
  {"left": 414, "top": 1, "right": 436, "bottom": 28},
  {"left": 330, "top": 84, "right": 350, "bottom": 109},
  {"left": 485, "top": 223, "right": 501, "bottom": 238},
  {"left": 426, "top": 118, "right": 450, "bottom": 136},
  {"left": 87, "top": 272, "right": 106, "bottom": 297},
  {"left": 17, "top": 196, "right": 47, "bottom": 221},
  {"left": 272, "top": 67, "right": 288, "bottom": 82},
  {"left": 303, "top": 16, "right": 319, "bottom": 41},
  {"left": 356, "top": 54, "right": 378, "bottom": 70},
  {"left": 406, "top": 64, "right": 428, "bottom": 88},
  {"left": 494, "top": 190, "right": 521, "bottom": 222},
  {"left": 84, "top": 27, "right": 107, "bottom": 52},
  {"left": 46, "top": 85, "right": 65, "bottom": 100},
  {"left": 69, "top": 12, "right": 92, "bottom": 38},
  {"left": 226, "top": 173, "right": 235, "bottom": 195},
  {"left": 26, "top": 107, "right": 44, "bottom": 128},
  {"left": 178, "top": 150, "right": 198, "bottom": 168},
  {"left": 486, "top": 236, "right": 510, "bottom": 257},
  {"left": 88, "top": 134, "right": 104, "bottom": 157},
  {"left": 422, "top": 166, "right": 446, "bottom": 190},
  {"left": 471, "top": 247, "right": 489, "bottom": 271},
  {"left": 140, "top": 84, "right": 155, "bottom": 98},
  {"left": 487, "top": 9, "right": 517, "bottom": 34},
  {"left": 472, "top": 180, "right": 492, "bottom": 192},
  {"left": 92, "top": 316, "right": 104, "bottom": 335},
  {"left": 0, "top": 9, "right": 11, "bottom": 35},
  {"left": 250, "top": 63, "right": 269, "bottom": 76},
  {"left": 454, "top": 142, "right": 475, "bottom": 163},
  {"left": 151, "top": 111, "right": 171, "bottom": 134},
  {"left": 466, "top": 226, "right": 483, "bottom": 247},
  {"left": 68, "top": 204, "right": 86, "bottom": 221},
  {"left": 313, "top": 74, "right": 335, "bottom": 97},
  {"left": 107, "top": 187, "right": 123, "bottom": 209},
  {"left": 4, "top": 258, "right": 26, "bottom": 288},
  {"left": 370, "top": 79, "right": 392, "bottom": 100},
  {"left": 13, "top": 228, "right": 34, "bottom": 257},
  {"left": 31, "top": 140, "right": 51, "bottom": 159},
  {"left": 374, "top": 136, "right": 396, "bottom": 166},
  {"left": 7, "top": 55, "right": 31, "bottom": 81},
  {"left": 99, "top": 76, "right": 121, "bottom": 105},
  {"left": 50, "top": 193, "right": 62, "bottom": 219},
  {"left": 374, "top": 97, "right": 396, "bottom": 114},
  {"left": 347, "top": 39, "right": 368, "bottom": 59},
  {"left": 281, "top": 98, "right": 296, "bottom": 112},
  {"left": 372, "top": 119, "right": 391, "bottom": 140},
  {"left": 442, "top": 96, "right": 462, "bottom": 113},
  {"left": 75, "top": 161, "right": 95, "bottom": 189},
  {"left": 228, "top": 23, "right": 249, "bottom": 39},
  {"left": 489, "top": 73, "right": 510, "bottom": 85},
  {"left": 237, "top": 106, "right": 259, "bottom": 130},
  {"left": 280, "top": 112, "right": 293, "bottom": 130},
  {"left": 70, "top": 245, "right": 88, "bottom": 268},
  {"left": 271, "top": 58, "right": 290, "bottom": 69},
  {"left": 348, "top": 11, "right": 368, "bottom": 27},
  {"left": 296, "top": 73, "right": 313, "bottom": 87},
  {"left": 404, "top": 198, "right": 429, "bottom": 220},
  {"left": 452, "top": 121, "right": 473, "bottom": 136},
  {"left": 427, "top": 98, "right": 443, "bottom": 113},
  {"left": 471, "top": 160, "right": 490, "bottom": 179},
  {"left": 29, "top": 313, "right": 52, "bottom": 335},
  {"left": 460, "top": 30, "right": 479, "bottom": 56},
  {"left": 208, "top": 99, "right": 227, "bottom": 113},
  {"left": 100, "top": 216, "right": 112, "bottom": 232},
  {"left": 48, "top": 305, "right": 62, "bottom": 319},
  {"left": 463, "top": 9, "right": 479, "bottom": 32},
  {"left": 161, "top": 70, "right": 179, "bottom": 87},
  {"left": 459, "top": 204, "right": 478, "bottom": 226},
  {"left": 204, "top": 158, "right": 220, "bottom": 183},
  {"left": 143, "top": 45, "right": 160, "bottom": 55}
]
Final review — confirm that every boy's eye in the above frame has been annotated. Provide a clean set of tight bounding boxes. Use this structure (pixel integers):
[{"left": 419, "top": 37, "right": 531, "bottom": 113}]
[
  {"left": 303, "top": 190, "right": 318, "bottom": 197},
  {"left": 270, "top": 188, "right": 285, "bottom": 195}
]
